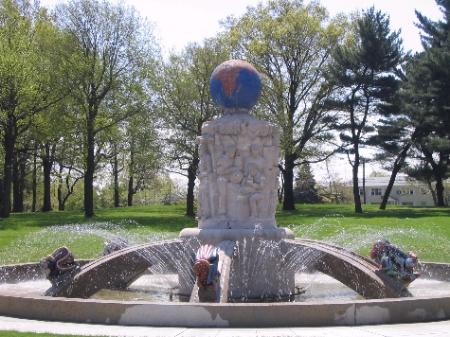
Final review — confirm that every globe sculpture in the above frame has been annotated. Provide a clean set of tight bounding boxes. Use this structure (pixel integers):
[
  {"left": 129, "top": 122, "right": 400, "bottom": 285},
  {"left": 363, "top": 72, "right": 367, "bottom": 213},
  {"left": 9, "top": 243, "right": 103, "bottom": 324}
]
[{"left": 210, "top": 59, "right": 261, "bottom": 111}]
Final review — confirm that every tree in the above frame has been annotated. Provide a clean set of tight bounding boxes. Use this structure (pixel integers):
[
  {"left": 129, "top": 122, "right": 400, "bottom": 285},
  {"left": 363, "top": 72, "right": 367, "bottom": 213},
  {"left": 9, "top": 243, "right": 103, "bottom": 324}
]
[
  {"left": 400, "top": 0, "right": 450, "bottom": 206},
  {"left": 406, "top": 163, "right": 439, "bottom": 205},
  {"left": 224, "top": 0, "right": 345, "bottom": 210},
  {"left": 0, "top": 0, "right": 64, "bottom": 217},
  {"left": 367, "top": 60, "right": 417, "bottom": 210},
  {"left": 372, "top": 117, "right": 415, "bottom": 210},
  {"left": 327, "top": 7, "right": 403, "bottom": 213},
  {"left": 157, "top": 39, "right": 229, "bottom": 217},
  {"left": 56, "top": 0, "right": 157, "bottom": 217},
  {"left": 293, "top": 163, "right": 320, "bottom": 203},
  {"left": 53, "top": 122, "right": 85, "bottom": 211},
  {"left": 125, "top": 111, "right": 161, "bottom": 207}
]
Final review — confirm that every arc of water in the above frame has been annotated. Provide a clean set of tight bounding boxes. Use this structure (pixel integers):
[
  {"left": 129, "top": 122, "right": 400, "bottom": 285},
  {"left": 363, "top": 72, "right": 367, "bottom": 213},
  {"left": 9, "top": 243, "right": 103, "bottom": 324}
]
[
  {"left": 282, "top": 239, "right": 411, "bottom": 299},
  {"left": 46, "top": 240, "right": 187, "bottom": 298}
]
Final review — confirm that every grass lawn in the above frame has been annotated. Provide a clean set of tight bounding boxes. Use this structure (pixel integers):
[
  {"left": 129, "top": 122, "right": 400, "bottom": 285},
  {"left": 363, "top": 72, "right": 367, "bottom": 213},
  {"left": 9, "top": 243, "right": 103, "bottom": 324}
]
[
  {"left": 0, "top": 332, "right": 102, "bottom": 337},
  {"left": 0, "top": 203, "right": 449, "bottom": 264}
]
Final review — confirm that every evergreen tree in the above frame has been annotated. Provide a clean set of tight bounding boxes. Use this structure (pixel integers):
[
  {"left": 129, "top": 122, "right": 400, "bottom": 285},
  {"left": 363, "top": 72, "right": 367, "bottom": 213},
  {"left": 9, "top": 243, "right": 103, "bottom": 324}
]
[
  {"left": 401, "top": 0, "right": 450, "bottom": 206},
  {"left": 406, "top": 163, "right": 438, "bottom": 205},
  {"left": 368, "top": 59, "right": 417, "bottom": 210},
  {"left": 293, "top": 163, "right": 321, "bottom": 203},
  {"left": 327, "top": 7, "right": 403, "bottom": 213}
]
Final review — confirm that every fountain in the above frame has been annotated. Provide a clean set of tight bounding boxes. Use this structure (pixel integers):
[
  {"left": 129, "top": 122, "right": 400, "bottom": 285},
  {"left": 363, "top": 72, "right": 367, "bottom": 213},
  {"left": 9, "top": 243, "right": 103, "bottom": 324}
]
[{"left": 1, "top": 60, "right": 450, "bottom": 327}]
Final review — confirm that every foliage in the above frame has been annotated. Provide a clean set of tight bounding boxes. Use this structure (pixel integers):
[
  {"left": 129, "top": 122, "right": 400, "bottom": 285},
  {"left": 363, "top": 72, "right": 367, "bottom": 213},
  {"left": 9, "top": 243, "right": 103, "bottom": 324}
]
[
  {"left": 400, "top": 0, "right": 450, "bottom": 206},
  {"left": 0, "top": 0, "right": 67, "bottom": 217},
  {"left": 224, "top": 0, "right": 346, "bottom": 210},
  {"left": 55, "top": 0, "right": 158, "bottom": 217},
  {"left": 327, "top": 7, "right": 404, "bottom": 213},
  {"left": 293, "top": 163, "right": 321, "bottom": 203},
  {"left": 156, "top": 38, "right": 230, "bottom": 216}
]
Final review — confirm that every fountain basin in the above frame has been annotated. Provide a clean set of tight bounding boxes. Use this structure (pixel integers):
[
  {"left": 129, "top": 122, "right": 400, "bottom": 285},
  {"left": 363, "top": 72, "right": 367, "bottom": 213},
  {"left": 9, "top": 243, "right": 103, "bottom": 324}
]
[{"left": 1, "top": 261, "right": 450, "bottom": 327}]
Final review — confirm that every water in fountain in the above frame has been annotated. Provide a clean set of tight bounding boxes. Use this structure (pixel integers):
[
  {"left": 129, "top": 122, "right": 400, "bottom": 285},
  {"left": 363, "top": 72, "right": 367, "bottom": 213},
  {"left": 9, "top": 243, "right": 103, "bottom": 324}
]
[
  {"left": 0, "top": 221, "right": 193, "bottom": 302},
  {"left": 2, "top": 215, "right": 450, "bottom": 303}
]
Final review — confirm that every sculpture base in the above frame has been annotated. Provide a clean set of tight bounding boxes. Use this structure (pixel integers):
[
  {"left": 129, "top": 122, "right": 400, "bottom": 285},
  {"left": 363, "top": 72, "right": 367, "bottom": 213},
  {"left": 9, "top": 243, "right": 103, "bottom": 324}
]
[
  {"left": 179, "top": 227, "right": 295, "bottom": 300},
  {"left": 179, "top": 227, "right": 294, "bottom": 244}
]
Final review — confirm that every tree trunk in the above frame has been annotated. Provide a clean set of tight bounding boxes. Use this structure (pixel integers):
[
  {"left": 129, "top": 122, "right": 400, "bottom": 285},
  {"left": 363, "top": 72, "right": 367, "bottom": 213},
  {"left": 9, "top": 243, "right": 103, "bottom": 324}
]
[
  {"left": 186, "top": 155, "right": 199, "bottom": 217},
  {"left": 0, "top": 179, "right": 3, "bottom": 209},
  {"left": 57, "top": 187, "right": 65, "bottom": 211},
  {"left": 57, "top": 165, "right": 64, "bottom": 211},
  {"left": 352, "top": 148, "right": 362, "bottom": 213},
  {"left": 84, "top": 117, "right": 95, "bottom": 217},
  {"left": 379, "top": 165, "right": 400, "bottom": 210},
  {"left": 19, "top": 155, "right": 26, "bottom": 209},
  {"left": 427, "top": 180, "right": 437, "bottom": 206},
  {"left": 32, "top": 143, "right": 38, "bottom": 212},
  {"left": 113, "top": 145, "right": 120, "bottom": 208},
  {"left": 435, "top": 176, "right": 445, "bottom": 207},
  {"left": 1, "top": 118, "right": 15, "bottom": 218},
  {"left": 127, "top": 141, "right": 135, "bottom": 207},
  {"left": 127, "top": 175, "right": 134, "bottom": 207},
  {"left": 12, "top": 151, "right": 24, "bottom": 212},
  {"left": 282, "top": 154, "right": 295, "bottom": 211},
  {"left": 380, "top": 144, "right": 410, "bottom": 210},
  {"left": 42, "top": 143, "right": 53, "bottom": 212}
]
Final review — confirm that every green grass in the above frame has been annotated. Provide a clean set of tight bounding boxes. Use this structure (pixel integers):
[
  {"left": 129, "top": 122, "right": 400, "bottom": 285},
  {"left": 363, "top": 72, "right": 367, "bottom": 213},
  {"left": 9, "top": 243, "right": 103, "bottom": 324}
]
[
  {"left": 0, "top": 203, "right": 449, "bottom": 263},
  {"left": 0, "top": 204, "right": 195, "bottom": 264},
  {"left": 0, "top": 332, "right": 103, "bottom": 337}
]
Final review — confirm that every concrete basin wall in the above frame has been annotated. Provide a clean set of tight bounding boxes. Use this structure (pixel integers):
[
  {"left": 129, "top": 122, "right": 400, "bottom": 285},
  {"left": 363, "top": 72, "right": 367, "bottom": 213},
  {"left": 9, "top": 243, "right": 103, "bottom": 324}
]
[
  {"left": 0, "top": 292, "right": 450, "bottom": 327},
  {"left": 0, "top": 261, "right": 450, "bottom": 327}
]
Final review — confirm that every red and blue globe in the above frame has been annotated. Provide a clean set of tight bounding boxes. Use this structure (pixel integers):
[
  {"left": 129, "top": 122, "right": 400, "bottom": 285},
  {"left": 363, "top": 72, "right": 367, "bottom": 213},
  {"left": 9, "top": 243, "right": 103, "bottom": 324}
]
[{"left": 210, "top": 60, "right": 261, "bottom": 110}]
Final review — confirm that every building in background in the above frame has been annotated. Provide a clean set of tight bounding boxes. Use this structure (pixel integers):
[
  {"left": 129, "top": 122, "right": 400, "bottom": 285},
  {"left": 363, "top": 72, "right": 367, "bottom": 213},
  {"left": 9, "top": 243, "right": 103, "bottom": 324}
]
[{"left": 359, "top": 175, "right": 435, "bottom": 206}]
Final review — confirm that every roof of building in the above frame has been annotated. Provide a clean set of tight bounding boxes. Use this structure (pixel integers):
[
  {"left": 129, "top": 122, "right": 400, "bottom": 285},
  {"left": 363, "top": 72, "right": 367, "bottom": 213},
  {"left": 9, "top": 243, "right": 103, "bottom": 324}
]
[{"left": 358, "top": 174, "right": 420, "bottom": 187}]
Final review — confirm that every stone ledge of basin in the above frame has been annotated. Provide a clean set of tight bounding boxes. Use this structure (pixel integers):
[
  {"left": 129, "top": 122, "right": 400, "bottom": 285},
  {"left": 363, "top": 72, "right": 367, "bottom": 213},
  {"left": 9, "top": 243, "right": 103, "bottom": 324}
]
[
  {"left": 0, "top": 293, "right": 356, "bottom": 327},
  {"left": 2, "top": 292, "right": 450, "bottom": 327},
  {"left": 354, "top": 296, "right": 450, "bottom": 325},
  {"left": 418, "top": 262, "right": 450, "bottom": 281},
  {"left": 179, "top": 227, "right": 294, "bottom": 243}
]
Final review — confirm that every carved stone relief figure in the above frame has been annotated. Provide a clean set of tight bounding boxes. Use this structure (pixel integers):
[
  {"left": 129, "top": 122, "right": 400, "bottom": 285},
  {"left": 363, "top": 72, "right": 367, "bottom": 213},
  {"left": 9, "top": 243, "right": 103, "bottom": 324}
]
[
  {"left": 197, "top": 113, "right": 280, "bottom": 228},
  {"left": 241, "top": 162, "right": 266, "bottom": 218},
  {"left": 198, "top": 139, "right": 213, "bottom": 219},
  {"left": 216, "top": 144, "right": 236, "bottom": 215}
]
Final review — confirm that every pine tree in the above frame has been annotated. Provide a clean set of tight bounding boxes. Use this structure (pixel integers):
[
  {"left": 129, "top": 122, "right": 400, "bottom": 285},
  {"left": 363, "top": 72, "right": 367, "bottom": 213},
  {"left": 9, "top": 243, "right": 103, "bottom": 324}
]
[
  {"left": 401, "top": 0, "right": 450, "bottom": 206},
  {"left": 368, "top": 58, "right": 417, "bottom": 210},
  {"left": 293, "top": 163, "right": 321, "bottom": 203},
  {"left": 327, "top": 7, "right": 403, "bottom": 213}
]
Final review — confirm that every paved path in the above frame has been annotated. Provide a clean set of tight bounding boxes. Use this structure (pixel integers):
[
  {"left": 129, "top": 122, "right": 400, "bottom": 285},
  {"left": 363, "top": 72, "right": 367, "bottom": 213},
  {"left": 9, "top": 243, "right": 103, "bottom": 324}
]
[{"left": 1, "top": 316, "right": 450, "bottom": 337}]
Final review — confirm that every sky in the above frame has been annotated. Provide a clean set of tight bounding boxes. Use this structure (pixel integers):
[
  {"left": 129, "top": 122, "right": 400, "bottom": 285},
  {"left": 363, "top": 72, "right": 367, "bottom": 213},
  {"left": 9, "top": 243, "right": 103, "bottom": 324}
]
[
  {"left": 122, "top": 0, "right": 442, "bottom": 54},
  {"left": 41, "top": 0, "right": 443, "bottom": 54},
  {"left": 40, "top": 0, "right": 444, "bottom": 182}
]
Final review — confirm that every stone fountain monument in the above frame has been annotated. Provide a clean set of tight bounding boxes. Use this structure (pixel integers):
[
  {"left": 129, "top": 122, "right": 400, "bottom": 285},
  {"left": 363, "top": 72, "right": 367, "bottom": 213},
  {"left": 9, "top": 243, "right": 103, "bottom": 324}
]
[
  {"left": 179, "top": 60, "right": 294, "bottom": 300},
  {"left": 0, "top": 59, "right": 441, "bottom": 328},
  {"left": 25, "top": 60, "right": 416, "bottom": 306}
]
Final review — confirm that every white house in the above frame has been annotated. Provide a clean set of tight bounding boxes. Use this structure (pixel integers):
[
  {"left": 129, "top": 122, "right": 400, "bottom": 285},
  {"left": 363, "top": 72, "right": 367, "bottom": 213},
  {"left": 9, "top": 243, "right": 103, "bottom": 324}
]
[{"left": 358, "top": 175, "right": 435, "bottom": 206}]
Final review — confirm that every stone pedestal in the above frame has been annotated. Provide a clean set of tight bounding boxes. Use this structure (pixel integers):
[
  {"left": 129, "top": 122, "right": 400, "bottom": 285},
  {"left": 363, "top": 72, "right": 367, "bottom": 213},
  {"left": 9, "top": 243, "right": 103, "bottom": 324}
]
[{"left": 179, "top": 109, "right": 295, "bottom": 300}]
